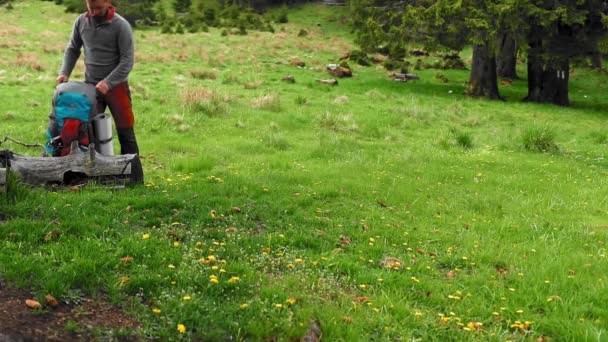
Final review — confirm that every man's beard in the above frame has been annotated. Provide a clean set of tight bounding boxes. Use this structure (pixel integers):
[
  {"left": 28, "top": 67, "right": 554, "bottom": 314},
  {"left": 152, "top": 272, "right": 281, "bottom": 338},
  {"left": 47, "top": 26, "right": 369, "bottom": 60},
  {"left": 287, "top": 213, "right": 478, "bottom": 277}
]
[{"left": 93, "top": 13, "right": 107, "bottom": 24}]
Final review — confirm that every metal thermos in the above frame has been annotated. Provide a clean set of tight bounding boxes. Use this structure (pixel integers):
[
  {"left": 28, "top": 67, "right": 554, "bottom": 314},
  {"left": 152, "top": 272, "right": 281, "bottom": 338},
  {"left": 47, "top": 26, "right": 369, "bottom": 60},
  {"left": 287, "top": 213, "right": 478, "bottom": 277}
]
[{"left": 93, "top": 113, "right": 114, "bottom": 156}]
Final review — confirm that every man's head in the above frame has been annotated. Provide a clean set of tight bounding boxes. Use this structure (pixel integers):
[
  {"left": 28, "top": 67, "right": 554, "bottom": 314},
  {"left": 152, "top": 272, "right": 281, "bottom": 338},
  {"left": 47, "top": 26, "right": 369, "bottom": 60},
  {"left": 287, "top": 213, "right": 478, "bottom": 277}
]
[{"left": 86, "top": 0, "right": 111, "bottom": 17}]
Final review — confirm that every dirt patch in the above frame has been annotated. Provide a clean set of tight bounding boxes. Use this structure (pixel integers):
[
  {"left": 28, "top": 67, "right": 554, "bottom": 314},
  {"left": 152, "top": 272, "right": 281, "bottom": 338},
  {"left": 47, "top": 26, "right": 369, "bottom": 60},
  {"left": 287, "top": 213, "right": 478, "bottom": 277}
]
[{"left": 0, "top": 280, "right": 141, "bottom": 341}]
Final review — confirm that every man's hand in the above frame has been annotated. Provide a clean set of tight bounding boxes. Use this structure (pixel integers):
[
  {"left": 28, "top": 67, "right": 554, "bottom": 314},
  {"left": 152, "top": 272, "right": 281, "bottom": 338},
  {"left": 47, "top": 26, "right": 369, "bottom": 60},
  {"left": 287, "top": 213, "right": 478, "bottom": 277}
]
[
  {"left": 56, "top": 75, "right": 68, "bottom": 84},
  {"left": 96, "top": 80, "right": 110, "bottom": 96}
]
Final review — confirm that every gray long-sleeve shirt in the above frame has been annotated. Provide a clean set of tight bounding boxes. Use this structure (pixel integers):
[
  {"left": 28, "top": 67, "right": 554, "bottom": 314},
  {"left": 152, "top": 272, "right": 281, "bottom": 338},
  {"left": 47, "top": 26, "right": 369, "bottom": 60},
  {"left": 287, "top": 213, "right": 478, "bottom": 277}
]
[{"left": 59, "top": 9, "right": 134, "bottom": 89}]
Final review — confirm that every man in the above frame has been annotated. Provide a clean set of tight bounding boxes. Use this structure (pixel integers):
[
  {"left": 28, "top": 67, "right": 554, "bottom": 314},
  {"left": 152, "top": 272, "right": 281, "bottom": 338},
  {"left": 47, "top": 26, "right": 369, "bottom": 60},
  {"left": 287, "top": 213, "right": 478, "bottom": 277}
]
[{"left": 57, "top": 0, "right": 139, "bottom": 155}]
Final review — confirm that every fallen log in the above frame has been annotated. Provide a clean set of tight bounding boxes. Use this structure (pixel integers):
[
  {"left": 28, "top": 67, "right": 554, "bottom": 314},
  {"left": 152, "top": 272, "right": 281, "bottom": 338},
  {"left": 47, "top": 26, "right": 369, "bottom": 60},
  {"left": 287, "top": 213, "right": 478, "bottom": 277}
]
[
  {"left": 282, "top": 75, "right": 295, "bottom": 83},
  {"left": 391, "top": 73, "right": 420, "bottom": 81},
  {"left": 0, "top": 143, "right": 143, "bottom": 188},
  {"left": 316, "top": 79, "right": 338, "bottom": 85}
]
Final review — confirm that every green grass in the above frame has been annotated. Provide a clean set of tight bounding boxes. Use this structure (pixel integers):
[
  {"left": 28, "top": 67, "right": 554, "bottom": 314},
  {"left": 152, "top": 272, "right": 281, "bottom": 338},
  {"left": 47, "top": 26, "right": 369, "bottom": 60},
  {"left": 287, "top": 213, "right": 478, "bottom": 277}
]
[{"left": 1, "top": 1, "right": 608, "bottom": 341}]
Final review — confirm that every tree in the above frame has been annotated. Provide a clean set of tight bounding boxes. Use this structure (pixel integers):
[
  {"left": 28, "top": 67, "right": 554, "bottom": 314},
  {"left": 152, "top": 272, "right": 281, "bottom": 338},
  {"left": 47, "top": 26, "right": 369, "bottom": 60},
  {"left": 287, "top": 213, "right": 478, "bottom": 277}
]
[
  {"left": 52, "top": 0, "right": 159, "bottom": 26},
  {"left": 496, "top": 30, "right": 518, "bottom": 78},
  {"left": 353, "top": 0, "right": 504, "bottom": 99},
  {"left": 352, "top": 0, "right": 608, "bottom": 106},
  {"left": 174, "top": 0, "right": 192, "bottom": 13},
  {"left": 524, "top": 0, "right": 608, "bottom": 106}
]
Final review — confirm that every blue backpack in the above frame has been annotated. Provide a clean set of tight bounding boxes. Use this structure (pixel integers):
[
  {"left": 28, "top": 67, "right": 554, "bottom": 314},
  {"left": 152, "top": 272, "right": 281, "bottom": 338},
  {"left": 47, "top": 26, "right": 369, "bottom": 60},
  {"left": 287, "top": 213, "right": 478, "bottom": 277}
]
[{"left": 45, "top": 82, "right": 97, "bottom": 156}]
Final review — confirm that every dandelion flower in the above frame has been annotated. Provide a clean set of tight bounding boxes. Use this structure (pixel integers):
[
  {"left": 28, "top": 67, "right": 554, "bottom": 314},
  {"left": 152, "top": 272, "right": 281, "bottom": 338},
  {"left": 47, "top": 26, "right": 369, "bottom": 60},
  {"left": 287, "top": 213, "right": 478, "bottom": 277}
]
[
  {"left": 227, "top": 276, "right": 240, "bottom": 284},
  {"left": 240, "top": 303, "right": 249, "bottom": 309},
  {"left": 275, "top": 303, "right": 283, "bottom": 308},
  {"left": 142, "top": 233, "right": 150, "bottom": 240},
  {"left": 173, "top": 241, "right": 180, "bottom": 247},
  {"left": 177, "top": 324, "right": 186, "bottom": 333},
  {"left": 183, "top": 295, "right": 191, "bottom": 301},
  {"left": 207, "top": 255, "right": 216, "bottom": 262},
  {"left": 286, "top": 297, "right": 297, "bottom": 305},
  {"left": 152, "top": 308, "right": 161, "bottom": 314}
]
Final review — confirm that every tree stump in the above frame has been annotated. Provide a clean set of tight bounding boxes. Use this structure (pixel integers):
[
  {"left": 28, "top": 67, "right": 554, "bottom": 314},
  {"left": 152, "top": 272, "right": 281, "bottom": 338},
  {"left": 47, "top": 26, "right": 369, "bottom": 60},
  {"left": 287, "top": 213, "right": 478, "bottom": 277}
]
[{"left": 327, "top": 64, "right": 352, "bottom": 78}]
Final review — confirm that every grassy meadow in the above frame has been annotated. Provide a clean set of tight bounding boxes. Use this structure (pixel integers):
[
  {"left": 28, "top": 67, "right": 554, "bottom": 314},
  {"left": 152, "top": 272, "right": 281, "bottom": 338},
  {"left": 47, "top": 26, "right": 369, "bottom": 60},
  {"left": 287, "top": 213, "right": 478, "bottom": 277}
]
[{"left": 1, "top": 1, "right": 608, "bottom": 340}]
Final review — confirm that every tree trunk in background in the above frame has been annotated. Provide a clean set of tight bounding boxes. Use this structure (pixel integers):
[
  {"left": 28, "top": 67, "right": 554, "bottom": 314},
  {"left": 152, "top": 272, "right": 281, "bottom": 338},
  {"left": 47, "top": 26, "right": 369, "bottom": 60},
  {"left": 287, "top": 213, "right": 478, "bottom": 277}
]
[
  {"left": 496, "top": 31, "right": 518, "bottom": 79},
  {"left": 591, "top": 50, "right": 603, "bottom": 70},
  {"left": 525, "top": 41, "right": 570, "bottom": 106},
  {"left": 466, "top": 44, "right": 502, "bottom": 99}
]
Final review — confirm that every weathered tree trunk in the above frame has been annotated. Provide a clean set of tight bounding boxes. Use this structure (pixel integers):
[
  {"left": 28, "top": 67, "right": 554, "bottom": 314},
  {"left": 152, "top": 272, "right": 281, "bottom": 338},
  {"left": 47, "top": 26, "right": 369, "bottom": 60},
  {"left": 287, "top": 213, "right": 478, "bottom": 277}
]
[
  {"left": 591, "top": 51, "right": 603, "bottom": 70},
  {"left": 0, "top": 145, "right": 143, "bottom": 187},
  {"left": 0, "top": 168, "right": 6, "bottom": 193},
  {"left": 525, "top": 41, "right": 570, "bottom": 106},
  {"left": 466, "top": 44, "right": 502, "bottom": 99},
  {"left": 496, "top": 31, "right": 518, "bottom": 79}
]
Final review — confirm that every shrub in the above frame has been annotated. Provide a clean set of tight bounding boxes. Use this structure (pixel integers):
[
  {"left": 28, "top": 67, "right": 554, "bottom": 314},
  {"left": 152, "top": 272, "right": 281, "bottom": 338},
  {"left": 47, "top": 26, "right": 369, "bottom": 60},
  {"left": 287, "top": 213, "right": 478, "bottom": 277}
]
[
  {"left": 454, "top": 131, "right": 473, "bottom": 149},
  {"left": 295, "top": 96, "right": 308, "bottom": 106},
  {"left": 349, "top": 50, "right": 371, "bottom": 66},
  {"left": 160, "top": 23, "right": 173, "bottom": 34},
  {"left": 203, "top": 8, "right": 217, "bottom": 26},
  {"left": 252, "top": 94, "right": 281, "bottom": 112},
  {"left": 182, "top": 87, "right": 229, "bottom": 117},
  {"left": 589, "top": 131, "right": 608, "bottom": 144},
  {"left": 265, "top": 23, "right": 275, "bottom": 33},
  {"left": 276, "top": 5, "right": 288, "bottom": 23},
  {"left": 315, "top": 112, "right": 358, "bottom": 132},
  {"left": 383, "top": 59, "right": 408, "bottom": 73},
  {"left": 522, "top": 126, "right": 559, "bottom": 152},
  {"left": 190, "top": 69, "right": 217, "bottom": 80}
]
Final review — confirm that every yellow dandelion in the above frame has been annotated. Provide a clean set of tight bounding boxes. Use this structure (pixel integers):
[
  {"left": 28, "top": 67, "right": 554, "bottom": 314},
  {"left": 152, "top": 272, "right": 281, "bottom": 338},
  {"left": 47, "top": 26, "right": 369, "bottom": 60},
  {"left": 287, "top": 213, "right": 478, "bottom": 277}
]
[
  {"left": 207, "top": 255, "right": 216, "bottom": 262},
  {"left": 286, "top": 297, "right": 297, "bottom": 305},
  {"left": 173, "top": 241, "right": 180, "bottom": 247},
  {"left": 183, "top": 295, "right": 191, "bottom": 301},
  {"left": 227, "top": 276, "right": 240, "bottom": 284},
  {"left": 210, "top": 210, "right": 217, "bottom": 218},
  {"left": 177, "top": 324, "right": 186, "bottom": 334},
  {"left": 240, "top": 303, "right": 249, "bottom": 309},
  {"left": 152, "top": 308, "right": 161, "bottom": 314},
  {"left": 211, "top": 265, "right": 219, "bottom": 270},
  {"left": 142, "top": 233, "right": 150, "bottom": 240},
  {"left": 295, "top": 258, "right": 304, "bottom": 263},
  {"left": 275, "top": 303, "right": 283, "bottom": 309},
  {"left": 168, "top": 264, "right": 176, "bottom": 269}
]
